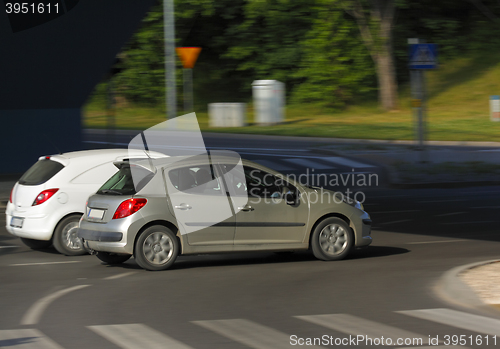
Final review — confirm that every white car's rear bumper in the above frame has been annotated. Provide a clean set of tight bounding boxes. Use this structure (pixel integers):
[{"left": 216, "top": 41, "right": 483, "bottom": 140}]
[{"left": 5, "top": 203, "right": 53, "bottom": 241}]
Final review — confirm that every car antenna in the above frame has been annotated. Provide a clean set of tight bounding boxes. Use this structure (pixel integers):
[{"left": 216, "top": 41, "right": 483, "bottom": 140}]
[
  {"left": 44, "top": 134, "right": 62, "bottom": 154},
  {"left": 141, "top": 146, "right": 155, "bottom": 172}
]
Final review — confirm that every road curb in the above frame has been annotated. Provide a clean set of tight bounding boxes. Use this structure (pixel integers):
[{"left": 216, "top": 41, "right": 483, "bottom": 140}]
[
  {"left": 435, "top": 260, "right": 500, "bottom": 316},
  {"left": 86, "top": 129, "right": 500, "bottom": 148}
]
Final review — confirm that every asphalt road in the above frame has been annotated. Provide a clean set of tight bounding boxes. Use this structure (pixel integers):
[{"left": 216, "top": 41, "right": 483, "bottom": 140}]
[{"left": 1, "top": 132, "right": 500, "bottom": 348}]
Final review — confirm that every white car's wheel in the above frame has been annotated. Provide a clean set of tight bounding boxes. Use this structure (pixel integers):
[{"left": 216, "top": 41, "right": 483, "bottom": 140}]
[{"left": 53, "top": 215, "right": 86, "bottom": 256}]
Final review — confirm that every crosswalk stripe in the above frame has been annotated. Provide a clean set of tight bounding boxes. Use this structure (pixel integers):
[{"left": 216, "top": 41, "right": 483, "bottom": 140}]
[
  {"left": 193, "top": 319, "right": 326, "bottom": 349},
  {"left": 397, "top": 308, "right": 500, "bottom": 336},
  {"left": 322, "top": 157, "right": 375, "bottom": 168},
  {"left": 0, "top": 329, "right": 63, "bottom": 349},
  {"left": 295, "top": 314, "right": 427, "bottom": 345},
  {"left": 284, "top": 158, "right": 333, "bottom": 170},
  {"left": 87, "top": 324, "right": 194, "bottom": 349},
  {"left": 253, "top": 159, "right": 294, "bottom": 172}
]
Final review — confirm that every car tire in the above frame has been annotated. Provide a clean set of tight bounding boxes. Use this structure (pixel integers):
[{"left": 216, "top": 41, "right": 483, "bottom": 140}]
[
  {"left": 53, "top": 214, "right": 86, "bottom": 256},
  {"left": 96, "top": 252, "right": 131, "bottom": 265},
  {"left": 134, "top": 225, "right": 179, "bottom": 271},
  {"left": 20, "top": 237, "right": 52, "bottom": 250},
  {"left": 311, "top": 217, "right": 354, "bottom": 261}
]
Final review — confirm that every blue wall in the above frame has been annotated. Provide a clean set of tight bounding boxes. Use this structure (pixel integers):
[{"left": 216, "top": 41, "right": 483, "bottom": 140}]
[{"left": 0, "top": 0, "right": 155, "bottom": 174}]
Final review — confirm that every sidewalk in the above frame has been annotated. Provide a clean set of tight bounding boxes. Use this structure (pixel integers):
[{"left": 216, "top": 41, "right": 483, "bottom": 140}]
[{"left": 438, "top": 260, "right": 500, "bottom": 315}]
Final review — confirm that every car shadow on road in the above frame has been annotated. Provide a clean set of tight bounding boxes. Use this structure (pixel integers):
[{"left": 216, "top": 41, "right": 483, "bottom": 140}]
[
  {"left": 351, "top": 246, "right": 409, "bottom": 259},
  {"left": 108, "top": 246, "right": 411, "bottom": 271}
]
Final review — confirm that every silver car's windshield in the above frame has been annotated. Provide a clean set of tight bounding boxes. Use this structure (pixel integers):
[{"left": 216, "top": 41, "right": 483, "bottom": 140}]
[{"left": 96, "top": 165, "right": 154, "bottom": 195}]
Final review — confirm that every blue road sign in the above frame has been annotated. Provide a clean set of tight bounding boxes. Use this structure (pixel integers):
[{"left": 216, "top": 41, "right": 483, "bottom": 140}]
[{"left": 409, "top": 44, "right": 438, "bottom": 69}]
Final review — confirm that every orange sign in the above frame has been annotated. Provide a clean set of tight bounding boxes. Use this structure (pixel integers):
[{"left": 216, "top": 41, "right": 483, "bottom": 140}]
[{"left": 176, "top": 47, "right": 202, "bottom": 69}]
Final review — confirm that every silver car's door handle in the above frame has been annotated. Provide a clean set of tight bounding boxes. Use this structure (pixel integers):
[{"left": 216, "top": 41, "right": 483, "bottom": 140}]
[
  {"left": 238, "top": 205, "right": 254, "bottom": 212},
  {"left": 174, "top": 203, "right": 192, "bottom": 210}
]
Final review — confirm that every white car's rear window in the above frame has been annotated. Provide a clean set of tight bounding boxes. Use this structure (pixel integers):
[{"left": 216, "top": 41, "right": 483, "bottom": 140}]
[{"left": 18, "top": 159, "right": 64, "bottom": 186}]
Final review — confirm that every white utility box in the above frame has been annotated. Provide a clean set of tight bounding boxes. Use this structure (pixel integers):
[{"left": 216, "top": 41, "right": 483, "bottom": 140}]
[
  {"left": 252, "top": 80, "right": 285, "bottom": 125},
  {"left": 490, "top": 95, "right": 500, "bottom": 122},
  {"left": 208, "top": 103, "right": 246, "bottom": 127}
]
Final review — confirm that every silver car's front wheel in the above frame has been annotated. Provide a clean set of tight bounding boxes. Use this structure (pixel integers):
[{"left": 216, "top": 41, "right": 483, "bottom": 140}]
[
  {"left": 135, "top": 225, "right": 179, "bottom": 271},
  {"left": 319, "top": 224, "right": 348, "bottom": 256},
  {"left": 311, "top": 217, "right": 353, "bottom": 261}
]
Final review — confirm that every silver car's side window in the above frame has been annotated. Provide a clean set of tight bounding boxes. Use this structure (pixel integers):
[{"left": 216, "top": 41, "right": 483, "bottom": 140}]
[
  {"left": 220, "top": 165, "right": 283, "bottom": 199},
  {"left": 168, "top": 165, "right": 222, "bottom": 196}
]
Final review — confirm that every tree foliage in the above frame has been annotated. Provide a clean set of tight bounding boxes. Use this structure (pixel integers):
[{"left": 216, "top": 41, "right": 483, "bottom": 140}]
[
  {"left": 291, "top": 1, "right": 375, "bottom": 109},
  {"left": 100, "top": 0, "right": 500, "bottom": 111}
]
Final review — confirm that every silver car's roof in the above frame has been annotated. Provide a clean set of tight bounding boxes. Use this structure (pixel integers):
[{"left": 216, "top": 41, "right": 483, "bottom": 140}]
[{"left": 115, "top": 154, "right": 285, "bottom": 177}]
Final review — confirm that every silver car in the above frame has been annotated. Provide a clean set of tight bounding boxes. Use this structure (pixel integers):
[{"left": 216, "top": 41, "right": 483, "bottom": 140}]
[{"left": 78, "top": 155, "right": 372, "bottom": 271}]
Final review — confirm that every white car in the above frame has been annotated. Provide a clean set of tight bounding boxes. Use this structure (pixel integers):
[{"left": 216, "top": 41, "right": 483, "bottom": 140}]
[{"left": 5, "top": 149, "right": 167, "bottom": 255}]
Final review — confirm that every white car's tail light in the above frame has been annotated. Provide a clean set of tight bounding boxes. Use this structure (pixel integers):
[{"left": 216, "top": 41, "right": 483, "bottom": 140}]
[
  {"left": 9, "top": 187, "right": 13, "bottom": 203},
  {"left": 112, "top": 198, "right": 147, "bottom": 219},
  {"left": 32, "top": 189, "right": 59, "bottom": 206}
]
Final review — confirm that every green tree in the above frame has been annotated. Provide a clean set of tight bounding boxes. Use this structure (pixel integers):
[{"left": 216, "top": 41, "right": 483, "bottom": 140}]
[
  {"left": 292, "top": 2, "right": 375, "bottom": 109},
  {"left": 222, "top": 0, "right": 317, "bottom": 94},
  {"left": 338, "top": 0, "right": 398, "bottom": 111}
]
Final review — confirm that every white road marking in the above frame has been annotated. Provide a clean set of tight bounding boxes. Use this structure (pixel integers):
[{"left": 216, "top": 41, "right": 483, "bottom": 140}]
[
  {"left": 88, "top": 324, "right": 194, "bottom": 349},
  {"left": 322, "top": 156, "right": 375, "bottom": 168},
  {"left": 103, "top": 272, "right": 137, "bottom": 280},
  {"left": 10, "top": 261, "right": 82, "bottom": 266},
  {"left": 441, "top": 221, "right": 496, "bottom": 225},
  {"left": 0, "top": 329, "right": 64, "bottom": 349},
  {"left": 407, "top": 239, "right": 469, "bottom": 245},
  {"left": 398, "top": 308, "right": 500, "bottom": 336},
  {"left": 253, "top": 160, "right": 294, "bottom": 171},
  {"left": 370, "top": 210, "right": 420, "bottom": 214},
  {"left": 284, "top": 158, "right": 333, "bottom": 170},
  {"left": 379, "top": 219, "right": 413, "bottom": 225},
  {"left": 20, "top": 285, "right": 90, "bottom": 325},
  {"left": 194, "top": 319, "right": 325, "bottom": 349},
  {"left": 296, "top": 314, "right": 427, "bottom": 344},
  {"left": 434, "top": 211, "right": 467, "bottom": 217},
  {"left": 0, "top": 245, "right": 18, "bottom": 249}
]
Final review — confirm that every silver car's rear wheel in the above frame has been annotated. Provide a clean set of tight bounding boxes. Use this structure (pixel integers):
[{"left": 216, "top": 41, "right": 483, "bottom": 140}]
[
  {"left": 311, "top": 217, "right": 353, "bottom": 261},
  {"left": 135, "top": 225, "right": 179, "bottom": 271},
  {"left": 143, "top": 232, "right": 174, "bottom": 265}
]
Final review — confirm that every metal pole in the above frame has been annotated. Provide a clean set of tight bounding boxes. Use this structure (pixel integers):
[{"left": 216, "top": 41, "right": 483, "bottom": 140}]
[
  {"left": 183, "top": 68, "right": 193, "bottom": 112},
  {"left": 106, "top": 79, "right": 115, "bottom": 148},
  {"left": 164, "top": 0, "right": 176, "bottom": 120},
  {"left": 410, "top": 69, "right": 427, "bottom": 161}
]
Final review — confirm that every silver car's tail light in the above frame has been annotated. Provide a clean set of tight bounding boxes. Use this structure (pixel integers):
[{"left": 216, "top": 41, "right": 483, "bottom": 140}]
[
  {"left": 32, "top": 189, "right": 59, "bottom": 206},
  {"left": 112, "top": 198, "right": 147, "bottom": 219}
]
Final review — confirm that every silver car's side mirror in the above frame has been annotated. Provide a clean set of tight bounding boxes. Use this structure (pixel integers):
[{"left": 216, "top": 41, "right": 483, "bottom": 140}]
[{"left": 283, "top": 187, "right": 298, "bottom": 205}]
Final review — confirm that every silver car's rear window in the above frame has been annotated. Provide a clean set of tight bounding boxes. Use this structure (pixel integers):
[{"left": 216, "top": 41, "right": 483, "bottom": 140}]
[
  {"left": 18, "top": 159, "right": 64, "bottom": 185},
  {"left": 97, "top": 165, "right": 154, "bottom": 195}
]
